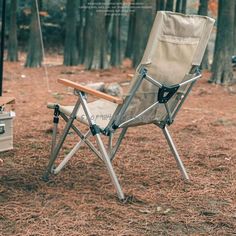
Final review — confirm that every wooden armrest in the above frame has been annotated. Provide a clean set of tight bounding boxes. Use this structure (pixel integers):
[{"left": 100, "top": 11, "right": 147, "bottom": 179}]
[
  {"left": 58, "top": 78, "right": 123, "bottom": 104},
  {"left": 0, "top": 97, "right": 15, "bottom": 107},
  {"left": 127, "top": 73, "right": 134, "bottom": 79}
]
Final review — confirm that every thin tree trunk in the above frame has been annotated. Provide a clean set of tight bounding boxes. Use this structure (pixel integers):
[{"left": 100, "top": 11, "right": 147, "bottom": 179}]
[
  {"left": 63, "top": 0, "right": 78, "bottom": 66},
  {"left": 156, "top": 0, "right": 160, "bottom": 11},
  {"left": 83, "top": 5, "right": 94, "bottom": 69},
  {"left": 7, "top": 0, "right": 18, "bottom": 61},
  {"left": 160, "top": 0, "right": 166, "bottom": 10},
  {"left": 198, "top": 0, "right": 209, "bottom": 70},
  {"left": 210, "top": 0, "right": 235, "bottom": 84},
  {"left": 38, "top": 0, "right": 43, "bottom": 10},
  {"left": 105, "top": 0, "right": 114, "bottom": 32},
  {"left": 132, "top": 0, "right": 156, "bottom": 67},
  {"left": 181, "top": 0, "right": 187, "bottom": 13},
  {"left": 234, "top": 3, "right": 236, "bottom": 54},
  {"left": 84, "top": 0, "right": 109, "bottom": 69},
  {"left": 173, "top": 0, "right": 187, "bottom": 13},
  {"left": 198, "top": 0, "right": 208, "bottom": 16},
  {"left": 110, "top": 0, "right": 122, "bottom": 66},
  {"left": 25, "top": 0, "right": 42, "bottom": 67},
  {"left": 165, "top": 0, "right": 174, "bottom": 11},
  {"left": 210, "top": 2, "right": 221, "bottom": 73},
  {"left": 125, "top": 1, "right": 135, "bottom": 58},
  {"left": 78, "top": 0, "right": 86, "bottom": 64},
  {"left": 176, "top": 0, "right": 181, "bottom": 12}
]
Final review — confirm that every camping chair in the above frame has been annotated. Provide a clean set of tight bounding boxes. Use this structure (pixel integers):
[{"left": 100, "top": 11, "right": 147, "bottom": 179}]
[{"left": 43, "top": 11, "right": 215, "bottom": 200}]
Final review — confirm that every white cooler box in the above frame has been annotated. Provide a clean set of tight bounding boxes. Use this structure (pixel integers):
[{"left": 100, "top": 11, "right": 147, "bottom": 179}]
[{"left": 0, "top": 111, "right": 15, "bottom": 152}]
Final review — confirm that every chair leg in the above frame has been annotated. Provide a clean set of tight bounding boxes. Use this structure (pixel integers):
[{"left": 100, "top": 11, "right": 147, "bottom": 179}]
[
  {"left": 95, "top": 133, "right": 125, "bottom": 200},
  {"left": 78, "top": 91, "right": 125, "bottom": 200},
  {"left": 51, "top": 105, "right": 60, "bottom": 156},
  {"left": 43, "top": 100, "right": 81, "bottom": 181},
  {"left": 53, "top": 141, "right": 83, "bottom": 174},
  {"left": 162, "top": 126, "right": 189, "bottom": 180},
  {"left": 42, "top": 117, "right": 75, "bottom": 181},
  {"left": 52, "top": 130, "right": 92, "bottom": 174},
  {"left": 51, "top": 123, "right": 58, "bottom": 156}
]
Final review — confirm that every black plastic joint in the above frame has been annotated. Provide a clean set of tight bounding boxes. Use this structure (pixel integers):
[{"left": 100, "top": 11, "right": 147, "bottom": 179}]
[
  {"left": 195, "top": 67, "right": 201, "bottom": 76},
  {"left": 101, "top": 128, "right": 111, "bottom": 136},
  {"left": 53, "top": 117, "right": 59, "bottom": 124},
  {"left": 90, "top": 124, "right": 101, "bottom": 136},
  {"left": 166, "top": 118, "right": 174, "bottom": 125},
  {"left": 112, "top": 123, "right": 119, "bottom": 130},
  {"left": 139, "top": 67, "right": 148, "bottom": 78},
  {"left": 53, "top": 105, "right": 60, "bottom": 124},
  {"left": 54, "top": 105, "right": 60, "bottom": 116},
  {"left": 158, "top": 85, "right": 180, "bottom": 103}
]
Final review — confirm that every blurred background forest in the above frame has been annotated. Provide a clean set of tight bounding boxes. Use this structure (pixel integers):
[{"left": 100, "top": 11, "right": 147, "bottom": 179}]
[{"left": 1, "top": 0, "right": 236, "bottom": 85}]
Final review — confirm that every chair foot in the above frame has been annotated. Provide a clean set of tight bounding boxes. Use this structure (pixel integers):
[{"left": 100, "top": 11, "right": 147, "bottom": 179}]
[
  {"left": 162, "top": 126, "right": 189, "bottom": 180},
  {"left": 41, "top": 171, "right": 50, "bottom": 182},
  {"left": 119, "top": 195, "right": 133, "bottom": 204},
  {"left": 183, "top": 177, "right": 191, "bottom": 182},
  {"left": 119, "top": 195, "right": 145, "bottom": 204}
]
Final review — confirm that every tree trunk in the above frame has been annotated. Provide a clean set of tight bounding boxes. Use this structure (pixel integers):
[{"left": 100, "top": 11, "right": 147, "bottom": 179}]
[
  {"left": 78, "top": 0, "right": 86, "bottom": 64},
  {"left": 25, "top": 0, "right": 42, "bottom": 67},
  {"left": 125, "top": 1, "right": 135, "bottom": 58},
  {"left": 175, "top": 0, "right": 181, "bottom": 12},
  {"left": 160, "top": 0, "right": 166, "bottom": 10},
  {"left": 181, "top": 0, "right": 187, "bottom": 13},
  {"left": 156, "top": 0, "right": 160, "bottom": 11},
  {"left": 132, "top": 0, "right": 156, "bottom": 67},
  {"left": 83, "top": 4, "right": 94, "bottom": 69},
  {"left": 63, "top": 0, "right": 78, "bottom": 66},
  {"left": 7, "top": 0, "right": 18, "bottom": 62},
  {"left": 105, "top": 0, "right": 113, "bottom": 32},
  {"left": 210, "top": 0, "right": 235, "bottom": 84},
  {"left": 38, "top": 0, "right": 43, "bottom": 10},
  {"left": 156, "top": 0, "right": 166, "bottom": 11},
  {"left": 198, "top": 0, "right": 208, "bottom": 16},
  {"left": 84, "top": 0, "right": 109, "bottom": 70},
  {"left": 165, "top": 0, "right": 174, "bottom": 11},
  {"left": 198, "top": 0, "right": 209, "bottom": 70},
  {"left": 110, "top": 0, "right": 122, "bottom": 66},
  {"left": 171, "top": 0, "right": 187, "bottom": 13},
  {"left": 234, "top": 3, "right": 236, "bottom": 54}
]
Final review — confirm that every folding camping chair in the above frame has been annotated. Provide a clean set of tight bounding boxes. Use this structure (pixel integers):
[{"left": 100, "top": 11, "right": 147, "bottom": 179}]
[{"left": 43, "top": 11, "right": 215, "bottom": 200}]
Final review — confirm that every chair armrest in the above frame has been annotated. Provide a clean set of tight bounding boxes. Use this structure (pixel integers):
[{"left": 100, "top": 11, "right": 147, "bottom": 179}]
[
  {"left": 0, "top": 97, "right": 15, "bottom": 107},
  {"left": 58, "top": 78, "right": 123, "bottom": 104}
]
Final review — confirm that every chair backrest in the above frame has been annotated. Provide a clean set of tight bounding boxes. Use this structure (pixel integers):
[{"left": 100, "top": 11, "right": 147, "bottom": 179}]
[{"left": 110, "top": 11, "right": 215, "bottom": 129}]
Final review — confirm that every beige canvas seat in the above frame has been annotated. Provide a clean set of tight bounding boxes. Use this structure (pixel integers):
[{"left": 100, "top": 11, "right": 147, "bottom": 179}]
[
  {"left": 43, "top": 11, "right": 215, "bottom": 201},
  {"left": 48, "top": 99, "right": 118, "bottom": 129}
]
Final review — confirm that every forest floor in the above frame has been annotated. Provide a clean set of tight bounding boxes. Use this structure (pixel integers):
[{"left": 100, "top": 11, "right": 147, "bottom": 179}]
[{"left": 1, "top": 56, "right": 236, "bottom": 235}]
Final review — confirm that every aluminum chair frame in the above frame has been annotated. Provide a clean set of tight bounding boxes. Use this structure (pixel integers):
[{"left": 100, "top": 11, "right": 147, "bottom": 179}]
[{"left": 43, "top": 65, "right": 201, "bottom": 201}]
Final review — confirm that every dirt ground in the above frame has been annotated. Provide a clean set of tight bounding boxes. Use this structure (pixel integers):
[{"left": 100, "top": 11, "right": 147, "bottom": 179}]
[{"left": 1, "top": 56, "right": 236, "bottom": 235}]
